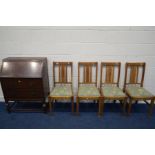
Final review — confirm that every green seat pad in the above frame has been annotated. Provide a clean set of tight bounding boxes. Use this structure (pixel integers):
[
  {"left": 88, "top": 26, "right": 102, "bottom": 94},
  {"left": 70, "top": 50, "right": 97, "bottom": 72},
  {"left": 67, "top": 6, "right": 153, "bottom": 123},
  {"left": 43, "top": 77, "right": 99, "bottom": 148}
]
[
  {"left": 102, "top": 85, "right": 126, "bottom": 97},
  {"left": 126, "top": 86, "right": 153, "bottom": 98},
  {"left": 50, "top": 85, "right": 72, "bottom": 97},
  {"left": 78, "top": 85, "right": 100, "bottom": 97}
]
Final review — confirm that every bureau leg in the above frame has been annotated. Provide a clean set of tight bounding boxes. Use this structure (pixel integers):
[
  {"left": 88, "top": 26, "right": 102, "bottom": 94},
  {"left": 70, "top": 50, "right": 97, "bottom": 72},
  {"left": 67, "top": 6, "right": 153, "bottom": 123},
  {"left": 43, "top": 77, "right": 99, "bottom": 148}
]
[
  {"left": 5, "top": 100, "right": 11, "bottom": 113},
  {"left": 42, "top": 99, "right": 47, "bottom": 113}
]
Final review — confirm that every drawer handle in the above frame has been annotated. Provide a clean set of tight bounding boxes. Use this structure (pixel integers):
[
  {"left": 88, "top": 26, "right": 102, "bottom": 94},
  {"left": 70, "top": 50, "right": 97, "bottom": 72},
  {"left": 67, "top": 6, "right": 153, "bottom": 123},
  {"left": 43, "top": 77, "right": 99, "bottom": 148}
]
[{"left": 18, "top": 80, "right": 22, "bottom": 83}]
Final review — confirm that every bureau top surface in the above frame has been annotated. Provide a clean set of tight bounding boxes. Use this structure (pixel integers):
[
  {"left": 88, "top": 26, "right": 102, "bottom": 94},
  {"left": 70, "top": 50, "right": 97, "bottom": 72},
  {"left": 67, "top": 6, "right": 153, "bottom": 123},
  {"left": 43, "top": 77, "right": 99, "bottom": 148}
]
[
  {"left": 3, "top": 57, "right": 47, "bottom": 61},
  {"left": 0, "top": 57, "right": 47, "bottom": 78}
]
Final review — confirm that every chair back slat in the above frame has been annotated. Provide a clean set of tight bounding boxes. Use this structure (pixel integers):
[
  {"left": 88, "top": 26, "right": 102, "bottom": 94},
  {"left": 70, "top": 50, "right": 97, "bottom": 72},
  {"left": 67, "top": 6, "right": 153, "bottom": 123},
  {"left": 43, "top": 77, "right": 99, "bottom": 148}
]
[
  {"left": 129, "top": 66, "right": 139, "bottom": 84},
  {"left": 78, "top": 62, "right": 98, "bottom": 86},
  {"left": 105, "top": 66, "right": 114, "bottom": 83},
  {"left": 53, "top": 62, "right": 72, "bottom": 86},
  {"left": 59, "top": 64, "right": 67, "bottom": 83},
  {"left": 84, "top": 64, "right": 92, "bottom": 83},
  {"left": 100, "top": 62, "right": 121, "bottom": 87},
  {"left": 124, "top": 62, "right": 145, "bottom": 90}
]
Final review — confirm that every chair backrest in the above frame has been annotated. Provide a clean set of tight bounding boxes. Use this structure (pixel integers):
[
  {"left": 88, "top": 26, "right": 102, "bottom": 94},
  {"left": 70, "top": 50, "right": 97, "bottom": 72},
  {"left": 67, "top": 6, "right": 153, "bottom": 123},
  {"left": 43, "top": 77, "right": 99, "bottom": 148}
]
[
  {"left": 78, "top": 62, "right": 98, "bottom": 87},
  {"left": 123, "top": 62, "right": 146, "bottom": 90},
  {"left": 53, "top": 62, "right": 73, "bottom": 86},
  {"left": 100, "top": 62, "right": 121, "bottom": 88}
]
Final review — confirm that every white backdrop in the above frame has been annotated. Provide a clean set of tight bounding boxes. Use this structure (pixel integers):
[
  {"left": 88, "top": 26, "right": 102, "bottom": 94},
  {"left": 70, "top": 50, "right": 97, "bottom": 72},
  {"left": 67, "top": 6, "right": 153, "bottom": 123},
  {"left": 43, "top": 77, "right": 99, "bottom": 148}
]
[{"left": 0, "top": 26, "right": 155, "bottom": 101}]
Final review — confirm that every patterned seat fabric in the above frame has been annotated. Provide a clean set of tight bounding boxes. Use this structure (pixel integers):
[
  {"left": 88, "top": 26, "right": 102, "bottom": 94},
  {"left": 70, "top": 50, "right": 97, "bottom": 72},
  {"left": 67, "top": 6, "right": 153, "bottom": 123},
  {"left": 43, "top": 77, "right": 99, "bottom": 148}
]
[
  {"left": 78, "top": 85, "right": 100, "bottom": 97},
  {"left": 49, "top": 85, "right": 72, "bottom": 97},
  {"left": 126, "top": 85, "right": 153, "bottom": 98},
  {"left": 102, "top": 85, "right": 126, "bottom": 97}
]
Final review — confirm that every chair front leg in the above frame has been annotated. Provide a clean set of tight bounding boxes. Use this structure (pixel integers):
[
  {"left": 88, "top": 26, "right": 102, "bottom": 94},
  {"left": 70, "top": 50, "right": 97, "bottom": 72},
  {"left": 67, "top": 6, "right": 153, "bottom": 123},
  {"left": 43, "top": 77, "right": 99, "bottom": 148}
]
[
  {"left": 76, "top": 97, "right": 79, "bottom": 115},
  {"left": 99, "top": 97, "right": 104, "bottom": 116},
  {"left": 98, "top": 99, "right": 102, "bottom": 116},
  {"left": 71, "top": 96, "right": 74, "bottom": 113},
  {"left": 149, "top": 98, "right": 154, "bottom": 116},
  {"left": 135, "top": 100, "right": 138, "bottom": 104},
  {"left": 128, "top": 98, "right": 133, "bottom": 115},
  {"left": 48, "top": 97, "right": 53, "bottom": 113},
  {"left": 122, "top": 98, "right": 127, "bottom": 115}
]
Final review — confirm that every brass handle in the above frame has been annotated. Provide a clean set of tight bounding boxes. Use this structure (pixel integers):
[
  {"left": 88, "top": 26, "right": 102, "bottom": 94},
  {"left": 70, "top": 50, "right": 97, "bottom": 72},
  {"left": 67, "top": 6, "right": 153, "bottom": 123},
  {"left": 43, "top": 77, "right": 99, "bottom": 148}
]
[{"left": 18, "top": 80, "right": 22, "bottom": 83}]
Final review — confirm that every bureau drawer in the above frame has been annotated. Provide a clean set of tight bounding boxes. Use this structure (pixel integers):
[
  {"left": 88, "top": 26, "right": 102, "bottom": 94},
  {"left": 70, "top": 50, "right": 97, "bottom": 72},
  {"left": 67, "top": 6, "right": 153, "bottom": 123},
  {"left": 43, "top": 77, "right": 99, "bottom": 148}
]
[
  {"left": 4, "top": 89, "right": 44, "bottom": 99},
  {"left": 1, "top": 78, "right": 43, "bottom": 89},
  {"left": 16, "top": 90, "right": 44, "bottom": 99}
]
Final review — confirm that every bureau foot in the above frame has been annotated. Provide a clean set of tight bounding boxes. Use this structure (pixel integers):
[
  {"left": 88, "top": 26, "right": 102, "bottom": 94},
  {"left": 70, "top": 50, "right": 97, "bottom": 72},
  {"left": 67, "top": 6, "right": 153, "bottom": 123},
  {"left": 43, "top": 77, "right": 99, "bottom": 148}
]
[{"left": 6, "top": 103, "right": 11, "bottom": 113}]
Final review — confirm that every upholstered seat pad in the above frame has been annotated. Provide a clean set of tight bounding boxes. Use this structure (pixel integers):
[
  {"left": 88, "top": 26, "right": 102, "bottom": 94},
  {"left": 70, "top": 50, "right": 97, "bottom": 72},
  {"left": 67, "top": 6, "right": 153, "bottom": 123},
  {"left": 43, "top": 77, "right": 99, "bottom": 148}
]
[
  {"left": 50, "top": 85, "right": 72, "bottom": 97},
  {"left": 102, "top": 85, "right": 126, "bottom": 97},
  {"left": 126, "top": 86, "right": 153, "bottom": 98},
  {"left": 78, "top": 85, "right": 100, "bottom": 97}
]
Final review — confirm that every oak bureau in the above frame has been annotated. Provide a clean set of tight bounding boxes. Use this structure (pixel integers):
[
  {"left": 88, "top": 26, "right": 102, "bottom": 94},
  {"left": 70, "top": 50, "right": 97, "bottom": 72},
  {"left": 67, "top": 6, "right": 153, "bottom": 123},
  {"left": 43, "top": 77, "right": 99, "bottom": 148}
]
[{"left": 0, "top": 57, "right": 50, "bottom": 112}]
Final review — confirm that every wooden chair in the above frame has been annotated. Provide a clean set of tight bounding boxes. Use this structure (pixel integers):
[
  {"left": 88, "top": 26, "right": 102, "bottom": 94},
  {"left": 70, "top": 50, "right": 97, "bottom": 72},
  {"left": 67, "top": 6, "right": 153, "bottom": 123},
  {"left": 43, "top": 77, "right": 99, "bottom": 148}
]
[
  {"left": 124, "top": 62, "right": 154, "bottom": 115},
  {"left": 99, "top": 62, "right": 127, "bottom": 115},
  {"left": 48, "top": 62, "right": 74, "bottom": 113},
  {"left": 76, "top": 62, "right": 101, "bottom": 115}
]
